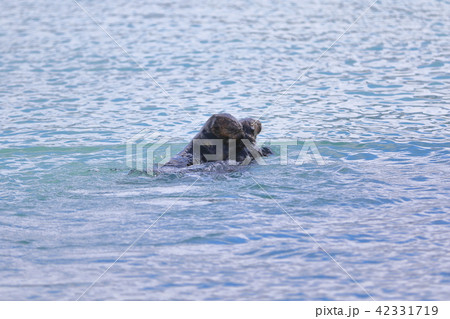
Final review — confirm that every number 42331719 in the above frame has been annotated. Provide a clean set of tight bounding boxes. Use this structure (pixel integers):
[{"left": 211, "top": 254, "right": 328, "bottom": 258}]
[{"left": 375, "top": 306, "right": 438, "bottom": 316}]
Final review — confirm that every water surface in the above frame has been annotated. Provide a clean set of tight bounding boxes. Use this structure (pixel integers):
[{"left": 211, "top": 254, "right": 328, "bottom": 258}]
[{"left": 0, "top": 0, "right": 449, "bottom": 300}]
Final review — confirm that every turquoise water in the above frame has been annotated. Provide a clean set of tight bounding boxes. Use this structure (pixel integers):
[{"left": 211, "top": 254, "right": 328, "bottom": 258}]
[{"left": 1, "top": 0, "right": 449, "bottom": 300}]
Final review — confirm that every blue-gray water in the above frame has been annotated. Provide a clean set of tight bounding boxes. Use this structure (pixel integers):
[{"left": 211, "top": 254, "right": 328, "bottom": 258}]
[{"left": 1, "top": 0, "right": 449, "bottom": 300}]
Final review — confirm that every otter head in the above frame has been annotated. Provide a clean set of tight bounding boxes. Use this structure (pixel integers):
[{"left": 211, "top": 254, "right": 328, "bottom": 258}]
[
  {"left": 209, "top": 113, "right": 245, "bottom": 140},
  {"left": 239, "top": 118, "right": 262, "bottom": 144}
]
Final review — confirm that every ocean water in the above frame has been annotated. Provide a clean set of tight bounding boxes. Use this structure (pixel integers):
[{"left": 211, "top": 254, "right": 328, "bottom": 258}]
[{"left": 1, "top": 0, "right": 449, "bottom": 300}]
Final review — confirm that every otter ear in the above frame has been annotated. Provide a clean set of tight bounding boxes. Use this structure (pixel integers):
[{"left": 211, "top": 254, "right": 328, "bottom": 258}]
[{"left": 208, "top": 113, "right": 244, "bottom": 139}]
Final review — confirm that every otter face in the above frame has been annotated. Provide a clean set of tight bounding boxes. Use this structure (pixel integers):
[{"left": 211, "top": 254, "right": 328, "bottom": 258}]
[{"left": 239, "top": 118, "right": 262, "bottom": 143}]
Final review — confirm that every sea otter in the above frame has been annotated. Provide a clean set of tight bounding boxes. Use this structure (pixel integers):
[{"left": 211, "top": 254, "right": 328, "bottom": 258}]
[{"left": 163, "top": 113, "right": 271, "bottom": 168}]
